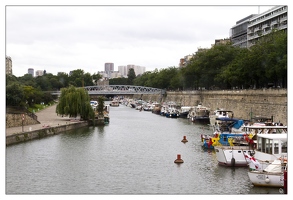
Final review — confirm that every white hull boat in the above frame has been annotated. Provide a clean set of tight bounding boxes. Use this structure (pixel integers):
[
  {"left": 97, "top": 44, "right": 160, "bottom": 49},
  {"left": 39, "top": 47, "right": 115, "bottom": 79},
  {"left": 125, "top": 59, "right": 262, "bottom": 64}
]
[
  {"left": 247, "top": 159, "right": 286, "bottom": 187},
  {"left": 215, "top": 132, "right": 287, "bottom": 167},
  {"left": 215, "top": 145, "right": 253, "bottom": 167}
]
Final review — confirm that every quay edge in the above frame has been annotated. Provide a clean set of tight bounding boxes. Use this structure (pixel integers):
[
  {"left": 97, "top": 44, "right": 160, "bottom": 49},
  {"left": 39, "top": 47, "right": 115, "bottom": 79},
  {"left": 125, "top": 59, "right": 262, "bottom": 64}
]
[{"left": 6, "top": 121, "right": 88, "bottom": 146}]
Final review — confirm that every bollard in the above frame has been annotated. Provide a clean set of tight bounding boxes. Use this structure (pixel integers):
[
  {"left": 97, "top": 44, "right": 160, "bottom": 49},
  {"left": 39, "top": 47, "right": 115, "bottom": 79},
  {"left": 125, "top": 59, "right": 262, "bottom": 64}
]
[
  {"left": 181, "top": 136, "right": 188, "bottom": 143},
  {"left": 174, "top": 154, "right": 184, "bottom": 163}
]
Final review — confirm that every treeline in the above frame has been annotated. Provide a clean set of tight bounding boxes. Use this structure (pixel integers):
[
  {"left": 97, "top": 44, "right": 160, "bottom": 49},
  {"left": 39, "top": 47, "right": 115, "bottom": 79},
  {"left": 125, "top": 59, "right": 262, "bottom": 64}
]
[
  {"left": 6, "top": 69, "right": 103, "bottom": 107},
  {"left": 133, "top": 30, "right": 287, "bottom": 90},
  {"left": 6, "top": 30, "right": 287, "bottom": 107},
  {"left": 6, "top": 67, "right": 136, "bottom": 107}
]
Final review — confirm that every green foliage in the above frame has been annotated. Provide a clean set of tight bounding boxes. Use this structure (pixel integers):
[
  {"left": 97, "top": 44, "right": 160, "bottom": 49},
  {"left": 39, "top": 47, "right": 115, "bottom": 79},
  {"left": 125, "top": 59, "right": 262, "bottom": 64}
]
[
  {"left": 132, "top": 30, "right": 287, "bottom": 90},
  {"left": 109, "top": 77, "right": 128, "bottom": 85},
  {"left": 127, "top": 68, "right": 136, "bottom": 85},
  {"left": 92, "top": 73, "right": 103, "bottom": 85},
  {"left": 6, "top": 82, "right": 25, "bottom": 106},
  {"left": 97, "top": 96, "right": 105, "bottom": 117},
  {"left": 56, "top": 86, "right": 94, "bottom": 120}
]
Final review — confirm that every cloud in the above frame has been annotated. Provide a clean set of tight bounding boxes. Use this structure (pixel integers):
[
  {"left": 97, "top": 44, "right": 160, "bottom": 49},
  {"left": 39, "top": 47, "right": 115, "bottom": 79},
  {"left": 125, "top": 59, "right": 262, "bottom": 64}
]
[{"left": 6, "top": 5, "right": 276, "bottom": 77}]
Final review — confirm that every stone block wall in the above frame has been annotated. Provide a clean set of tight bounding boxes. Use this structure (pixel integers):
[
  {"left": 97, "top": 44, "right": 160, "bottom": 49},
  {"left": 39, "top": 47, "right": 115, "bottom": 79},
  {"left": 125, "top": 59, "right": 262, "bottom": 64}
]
[
  {"left": 136, "top": 89, "right": 287, "bottom": 125},
  {"left": 6, "top": 113, "right": 40, "bottom": 128}
]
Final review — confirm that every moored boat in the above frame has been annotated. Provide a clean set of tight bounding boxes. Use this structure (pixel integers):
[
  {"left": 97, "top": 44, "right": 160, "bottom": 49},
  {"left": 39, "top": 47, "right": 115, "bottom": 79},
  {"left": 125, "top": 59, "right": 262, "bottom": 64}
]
[
  {"left": 209, "top": 109, "right": 234, "bottom": 127},
  {"left": 247, "top": 158, "right": 287, "bottom": 187},
  {"left": 110, "top": 100, "right": 120, "bottom": 107},
  {"left": 201, "top": 117, "right": 247, "bottom": 149},
  {"left": 214, "top": 129, "right": 287, "bottom": 167},
  {"left": 178, "top": 106, "right": 191, "bottom": 118},
  {"left": 188, "top": 103, "right": 210, "bottom": 122}
]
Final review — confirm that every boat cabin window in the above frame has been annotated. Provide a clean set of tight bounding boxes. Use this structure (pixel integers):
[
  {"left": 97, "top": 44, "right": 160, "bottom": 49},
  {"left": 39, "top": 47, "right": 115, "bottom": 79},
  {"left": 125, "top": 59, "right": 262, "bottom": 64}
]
[{"left": 257, "top": 137, "right": 287, "bottom": 155}]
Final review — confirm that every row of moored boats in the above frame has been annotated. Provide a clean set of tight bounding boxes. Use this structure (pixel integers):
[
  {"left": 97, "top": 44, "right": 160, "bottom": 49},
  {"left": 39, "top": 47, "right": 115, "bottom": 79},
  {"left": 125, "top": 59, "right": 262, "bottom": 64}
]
[{"left": 114, "top": 98, "right": 288, "bottom": 191}]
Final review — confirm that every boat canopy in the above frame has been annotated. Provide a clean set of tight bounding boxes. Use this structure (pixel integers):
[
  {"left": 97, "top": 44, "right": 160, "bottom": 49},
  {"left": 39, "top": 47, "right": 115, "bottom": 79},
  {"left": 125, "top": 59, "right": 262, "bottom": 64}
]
[{"left": 216, "top": 117, "right": 244, "bottom": 129}]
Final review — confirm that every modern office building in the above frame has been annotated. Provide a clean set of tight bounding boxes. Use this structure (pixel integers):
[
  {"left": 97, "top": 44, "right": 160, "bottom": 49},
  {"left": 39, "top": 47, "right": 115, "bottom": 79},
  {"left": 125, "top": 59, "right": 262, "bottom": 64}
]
[
  {"left": 126, "top": 64, "right": 145, "bottom": 76},
  {"left": 230, "top": 6, "right": 287, "bottom": 48},
  {"left": 28, "top": 68, "right": 34, "bottom": 77},
  {"left": 118, "top": 65, "right": 128, "bottom": 77},
  {"left": 6, "top": 56, "right": 12, "bottom": 75},
  {"left": 247, "top": 5, "right": 287, "bottom": 48},
  {"left": 104, "top": 63, "right": 114, "bottom": 76},
  {"left": 230, "top": 14, "right": 257, "bottom": 48}
]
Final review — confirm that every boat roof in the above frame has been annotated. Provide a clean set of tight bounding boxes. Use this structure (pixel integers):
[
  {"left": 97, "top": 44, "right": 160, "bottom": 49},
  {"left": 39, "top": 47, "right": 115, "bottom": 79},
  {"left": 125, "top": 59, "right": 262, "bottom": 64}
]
[
  {"left": 218, "top": 133, "right": 246, "bottom": 136},
  {"left": 243, "top": 125, "right": 287, "bottom": 129},
  {"left": 257, "top": 134, "right": 287, "bottom": 140}
]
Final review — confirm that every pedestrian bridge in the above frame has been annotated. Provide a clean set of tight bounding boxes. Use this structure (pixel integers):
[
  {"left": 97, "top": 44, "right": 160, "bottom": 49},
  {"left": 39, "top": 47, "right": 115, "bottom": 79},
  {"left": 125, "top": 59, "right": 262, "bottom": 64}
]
[{"left": 52, "top": 85, "right": 165, "bottom": 95}]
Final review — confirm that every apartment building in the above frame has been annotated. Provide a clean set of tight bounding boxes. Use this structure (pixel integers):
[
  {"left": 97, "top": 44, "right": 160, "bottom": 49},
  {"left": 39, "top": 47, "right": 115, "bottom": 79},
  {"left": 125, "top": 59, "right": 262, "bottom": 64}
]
[
  {"left": 179, "top": 55, "right": 193, "bottom": 68},
  {"left": 28, "top": 68, "right": 34, "bottom": 77},
  {"left": 230, "top": 14, "right": 256, "bottom": 48},
  {"left": 6, "top": 56, "right": 12, "bottom": 75},
  {"left": 35, "top": 70, "right": 44, "bottom": 76},
  {"left": 247, "top": 6, "right": 287, "bottom": 48}
]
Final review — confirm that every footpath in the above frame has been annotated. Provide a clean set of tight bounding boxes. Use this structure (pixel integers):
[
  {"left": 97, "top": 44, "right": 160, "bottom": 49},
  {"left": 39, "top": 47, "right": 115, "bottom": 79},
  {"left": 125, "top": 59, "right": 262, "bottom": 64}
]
[{"left": 6, "top": 104, "right": 83, "bottom": 137}]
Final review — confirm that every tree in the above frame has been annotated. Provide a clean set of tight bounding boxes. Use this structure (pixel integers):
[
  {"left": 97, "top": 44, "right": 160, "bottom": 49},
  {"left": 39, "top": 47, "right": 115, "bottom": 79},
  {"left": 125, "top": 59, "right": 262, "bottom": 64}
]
[
  {"left": 84, "top": 72, "right": 94, "bottom": 86},
  {"left": 92, "top": 73, "right": 103, "bottom": 85},
  {"left": 57, "top": 72, "right": 69, "bottom": 88},
  {"left": 109, "top": 77, "right": 128, "bottom": 85},
  {"left": 56, "top": 85, "right": 94, "bottom": 120},
  {"left": 6, "top": 83, "right": 25, "bottom": 106},
  {"left": 97, "top": 96, "right": 105, "bottom": 118},
  {"left": 23, "top": 86, "right": 43, "bottom": 106},
  {"left": 68, "top": 69, "right": 85, "bottom": 87},
  {"left": 127, "top": 68, "right": 136, "bottom": 85}
]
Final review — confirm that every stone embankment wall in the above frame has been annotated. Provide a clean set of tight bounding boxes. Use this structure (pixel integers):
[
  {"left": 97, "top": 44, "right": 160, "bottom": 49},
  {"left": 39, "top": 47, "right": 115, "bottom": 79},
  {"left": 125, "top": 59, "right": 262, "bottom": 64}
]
[
  {"left": 135, "top": 89, "right": 287, "bottom": 125},
  {"left": 6, "top": 121, "right": 88, "bottom": 146},
  {"left": 6, "top": 113, "right": 40, "bottom": 128}
]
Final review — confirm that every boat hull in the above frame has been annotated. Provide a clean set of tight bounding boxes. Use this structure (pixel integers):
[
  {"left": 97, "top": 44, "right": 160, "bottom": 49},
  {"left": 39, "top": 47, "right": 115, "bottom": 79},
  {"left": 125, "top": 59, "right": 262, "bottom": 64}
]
[
  {"left": 214, "top": 146, "right": 254, "bottom": 167},
  {"left": 248, "top": 171, "right": 284, "bottom": 187}
]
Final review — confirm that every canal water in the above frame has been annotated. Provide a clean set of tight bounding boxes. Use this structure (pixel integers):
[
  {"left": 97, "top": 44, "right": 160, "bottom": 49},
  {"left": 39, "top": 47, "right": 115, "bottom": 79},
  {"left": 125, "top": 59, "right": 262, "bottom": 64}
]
[{"left": 6, "top": 103, "right": 283, "bottom": 195}]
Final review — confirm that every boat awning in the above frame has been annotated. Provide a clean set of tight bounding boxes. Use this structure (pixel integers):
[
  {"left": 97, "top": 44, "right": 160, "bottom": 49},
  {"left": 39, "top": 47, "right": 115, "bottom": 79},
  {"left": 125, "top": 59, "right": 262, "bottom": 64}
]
[
  {"left": 216, "top": 117, "right": 240, "bottom": 122},
  {"left": 257, "top": 133, "right": 287, "bottom": 141},
  {"left": 216, "top": 117, "right": 244, "bottom": 129}
]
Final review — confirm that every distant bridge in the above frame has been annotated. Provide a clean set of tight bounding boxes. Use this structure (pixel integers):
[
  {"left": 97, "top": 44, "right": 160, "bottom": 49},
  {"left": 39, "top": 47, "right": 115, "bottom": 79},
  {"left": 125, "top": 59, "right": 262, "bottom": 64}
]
[{"left": 51, "top": 85, "right": 165, "bottom": 95}]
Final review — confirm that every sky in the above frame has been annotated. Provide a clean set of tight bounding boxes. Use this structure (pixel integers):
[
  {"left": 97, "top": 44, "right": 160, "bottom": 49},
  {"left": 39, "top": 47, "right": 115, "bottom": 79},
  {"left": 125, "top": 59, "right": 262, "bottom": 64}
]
[{"left": 4, "top": 1, "right": 284, "bottom": 77}]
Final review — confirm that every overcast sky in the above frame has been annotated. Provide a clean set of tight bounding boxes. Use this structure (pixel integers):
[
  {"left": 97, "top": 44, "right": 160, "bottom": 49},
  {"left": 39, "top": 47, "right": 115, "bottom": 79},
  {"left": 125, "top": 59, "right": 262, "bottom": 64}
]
[{"left": 5, "top": 3, "right": 281, "bottom": 77}]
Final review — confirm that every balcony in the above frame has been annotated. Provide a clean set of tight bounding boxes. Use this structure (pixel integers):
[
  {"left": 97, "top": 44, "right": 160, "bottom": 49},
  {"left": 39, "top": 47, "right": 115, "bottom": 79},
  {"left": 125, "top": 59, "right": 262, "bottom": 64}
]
[{"left": 280, "top": 16, "right": 287, "bottom": 23}]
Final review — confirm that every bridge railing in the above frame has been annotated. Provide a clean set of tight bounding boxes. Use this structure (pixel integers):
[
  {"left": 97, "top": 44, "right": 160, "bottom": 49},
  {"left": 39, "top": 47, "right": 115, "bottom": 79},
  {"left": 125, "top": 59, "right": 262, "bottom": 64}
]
[
  {"left": 84, "top": 85, "right": 164, "bottom": 94},
  {"left": 51, "top": 85, "right": 165, "bottom": 95}
]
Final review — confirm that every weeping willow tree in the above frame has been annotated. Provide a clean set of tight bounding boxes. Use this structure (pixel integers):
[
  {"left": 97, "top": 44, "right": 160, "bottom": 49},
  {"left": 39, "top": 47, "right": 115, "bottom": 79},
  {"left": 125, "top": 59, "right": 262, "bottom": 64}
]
[{"left": 56, "top": 85, "right": 94, "bottom": 120}]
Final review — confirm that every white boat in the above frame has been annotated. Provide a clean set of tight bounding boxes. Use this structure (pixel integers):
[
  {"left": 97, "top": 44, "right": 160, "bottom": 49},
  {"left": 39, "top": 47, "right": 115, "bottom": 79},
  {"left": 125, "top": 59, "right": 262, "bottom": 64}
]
[
  {"left": 188, "top": 103, "right": 210, "bottom": 122},
  {"left": 90, "top": 100, "right": 98, "bottom": 109},
  {"left": 179, "top": 106, "right": 191, "bottom": 118},
  {"left": 214, "top": 127, "right": 287, "bottom": 167},
  {"left": 247, "top": 158, "right": 287, "bottom": 187},
  {"left": 209, "top": 109, "right": 234, "bottom": 126},
  {"left": 110, "top": 100, "right": 120, "bottom": 107}
]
